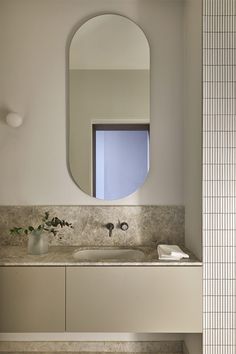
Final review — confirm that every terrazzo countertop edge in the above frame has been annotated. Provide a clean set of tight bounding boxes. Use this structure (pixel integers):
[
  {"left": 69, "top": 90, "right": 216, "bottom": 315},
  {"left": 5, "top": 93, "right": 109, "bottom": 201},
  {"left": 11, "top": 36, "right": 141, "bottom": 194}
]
[{"left": 0, "top": 246, "right": 202, "bottom": 266}]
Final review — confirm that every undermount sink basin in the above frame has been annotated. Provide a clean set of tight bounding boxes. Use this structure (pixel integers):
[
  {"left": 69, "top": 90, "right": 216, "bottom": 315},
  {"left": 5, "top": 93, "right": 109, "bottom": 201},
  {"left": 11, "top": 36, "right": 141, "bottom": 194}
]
[{"left": 73, "top": 248, "right": 145, "bottom": 261}]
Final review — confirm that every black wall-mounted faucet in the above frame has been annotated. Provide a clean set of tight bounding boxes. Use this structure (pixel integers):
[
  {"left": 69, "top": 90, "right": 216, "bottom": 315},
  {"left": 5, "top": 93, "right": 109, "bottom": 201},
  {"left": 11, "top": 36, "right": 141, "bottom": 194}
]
[{"left": 105, "top": 223, "right": 114, "bottom": 237}]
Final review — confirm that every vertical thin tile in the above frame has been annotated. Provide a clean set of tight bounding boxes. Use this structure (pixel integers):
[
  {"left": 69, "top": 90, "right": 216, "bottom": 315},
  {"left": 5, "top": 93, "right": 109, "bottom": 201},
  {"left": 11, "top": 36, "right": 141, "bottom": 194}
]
[{"left": 203, "top": 0, "right": 236, "bottom": 353}]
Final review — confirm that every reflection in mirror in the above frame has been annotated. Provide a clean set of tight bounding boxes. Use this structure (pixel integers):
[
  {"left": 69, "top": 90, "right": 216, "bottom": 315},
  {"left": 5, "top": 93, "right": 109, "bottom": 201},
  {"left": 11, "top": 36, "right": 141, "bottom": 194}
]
[
  {"left": 93, "top": 124, "right": 149, "bottom": 200},
  {"left": 69, "top": 14, "right": 150, "bottom": 200}
]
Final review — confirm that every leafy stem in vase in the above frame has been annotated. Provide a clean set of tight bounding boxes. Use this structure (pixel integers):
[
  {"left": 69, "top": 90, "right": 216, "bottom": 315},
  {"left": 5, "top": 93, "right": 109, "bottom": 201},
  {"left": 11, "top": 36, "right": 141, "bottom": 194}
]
[{"left": 10, "top": 212, "right": 73, "bottom": 236}]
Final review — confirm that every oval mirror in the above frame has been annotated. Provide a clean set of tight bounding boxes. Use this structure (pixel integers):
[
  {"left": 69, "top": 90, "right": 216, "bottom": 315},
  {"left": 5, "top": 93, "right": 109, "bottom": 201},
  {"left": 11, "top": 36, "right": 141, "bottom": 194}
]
[{"left": 69, "top": 14, "right": 150, "bottom": 200}]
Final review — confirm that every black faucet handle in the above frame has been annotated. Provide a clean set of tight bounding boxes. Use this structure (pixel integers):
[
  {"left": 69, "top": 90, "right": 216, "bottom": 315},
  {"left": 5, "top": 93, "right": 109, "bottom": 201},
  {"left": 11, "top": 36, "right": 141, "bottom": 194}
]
[
  {"left": 105, "top": 223, "right": 114, "bottom": 237},
  {"left": 120, "top": 221, "right": 129, "bottom": 231}
]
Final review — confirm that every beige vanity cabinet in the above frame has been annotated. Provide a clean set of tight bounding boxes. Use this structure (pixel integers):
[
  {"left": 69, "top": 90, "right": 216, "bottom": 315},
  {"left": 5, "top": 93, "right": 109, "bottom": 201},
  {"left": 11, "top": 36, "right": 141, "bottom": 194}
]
[
  {"left": 66, "top": 266, "right": 202, "bottom": 333},
  {"left": 0, "top": 267, "right": 65, "bottom": 332}
]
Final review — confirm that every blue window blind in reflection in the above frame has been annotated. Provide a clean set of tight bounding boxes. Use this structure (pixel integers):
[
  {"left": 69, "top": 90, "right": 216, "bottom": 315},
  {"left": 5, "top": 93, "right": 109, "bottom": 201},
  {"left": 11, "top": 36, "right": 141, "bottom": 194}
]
[{"left": 95, "top": 130, "right": 149, "bottom": 200}]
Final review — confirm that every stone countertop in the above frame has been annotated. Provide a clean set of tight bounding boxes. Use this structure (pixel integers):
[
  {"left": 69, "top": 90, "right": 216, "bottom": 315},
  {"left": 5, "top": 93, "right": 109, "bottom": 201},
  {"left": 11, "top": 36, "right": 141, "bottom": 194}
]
[{"left": 0, "top": 246, "right": 202, "bottom": 266}]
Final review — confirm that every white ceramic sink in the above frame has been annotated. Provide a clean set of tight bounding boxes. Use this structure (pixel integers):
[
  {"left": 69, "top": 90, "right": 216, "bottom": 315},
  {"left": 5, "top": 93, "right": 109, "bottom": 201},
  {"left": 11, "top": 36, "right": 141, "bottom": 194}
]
[{"left": 73, "top": 248, "right": 145, "bottom": 261}]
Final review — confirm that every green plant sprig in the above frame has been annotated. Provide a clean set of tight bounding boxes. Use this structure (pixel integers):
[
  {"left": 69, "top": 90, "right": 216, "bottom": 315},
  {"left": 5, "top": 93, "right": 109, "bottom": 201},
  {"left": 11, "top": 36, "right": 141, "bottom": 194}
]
[{"left": 10, "top": 212, "right": 73, "bottom": 237}]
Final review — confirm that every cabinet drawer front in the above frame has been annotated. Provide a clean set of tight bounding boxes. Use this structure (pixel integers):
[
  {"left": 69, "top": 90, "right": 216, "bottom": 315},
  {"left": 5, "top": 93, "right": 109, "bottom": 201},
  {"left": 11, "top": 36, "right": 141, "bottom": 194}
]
[
  {"left": 66, "top": 266, "right": 202, "bottom": 333},
  {"left": 0, "top": 267, "right": 65, "bottom": 332}
]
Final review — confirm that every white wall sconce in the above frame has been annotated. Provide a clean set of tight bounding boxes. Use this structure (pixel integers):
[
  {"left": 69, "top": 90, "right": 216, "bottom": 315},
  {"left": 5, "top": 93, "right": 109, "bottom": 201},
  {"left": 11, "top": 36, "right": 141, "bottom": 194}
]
[{"left": 6, "top": 112, "right": 23, "bottom": 128}]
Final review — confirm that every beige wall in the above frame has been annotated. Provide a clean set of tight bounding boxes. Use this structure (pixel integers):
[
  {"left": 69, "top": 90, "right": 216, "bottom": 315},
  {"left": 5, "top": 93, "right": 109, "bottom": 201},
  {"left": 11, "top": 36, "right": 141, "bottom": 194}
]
[
  {"left": 183, "top": 0, "right": 202, "bottom": 260},
  {"left": 184, "top": 334, "right": 202, "bottom": 354},
  {"left": 0, "top": 0, "right": 185, "bottom": 205},
  {"left": 69, "top": 69, "right": 149, "bottom": 195},
  {"left": 0, "top": 0, "right": 202, "bottom": 342}
]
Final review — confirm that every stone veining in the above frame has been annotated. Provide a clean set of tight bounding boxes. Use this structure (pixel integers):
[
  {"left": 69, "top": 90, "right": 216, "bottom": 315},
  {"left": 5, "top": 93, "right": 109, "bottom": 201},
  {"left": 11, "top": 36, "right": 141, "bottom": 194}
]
[
  {"left": 0, "top": 206, "right": 184, "bottom": 247},
  {"left": 0, "top": 340, "right": 184, "bottom": 353},
  {"left": 0, "top": 245, "right": 201, "bottom": 266}
]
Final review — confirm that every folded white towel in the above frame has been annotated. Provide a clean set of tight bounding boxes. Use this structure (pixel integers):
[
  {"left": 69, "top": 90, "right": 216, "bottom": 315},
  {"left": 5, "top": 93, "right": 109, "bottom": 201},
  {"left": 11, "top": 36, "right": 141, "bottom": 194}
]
[{"left": 157, "top": 244, "right": 189, "bottom": 260}]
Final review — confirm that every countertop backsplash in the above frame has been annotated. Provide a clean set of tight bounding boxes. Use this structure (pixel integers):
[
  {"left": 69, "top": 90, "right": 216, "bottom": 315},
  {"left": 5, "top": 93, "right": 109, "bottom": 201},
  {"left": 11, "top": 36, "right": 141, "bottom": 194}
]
[{"left": 0, "top": 206, "right": 184, "bottom": 247}]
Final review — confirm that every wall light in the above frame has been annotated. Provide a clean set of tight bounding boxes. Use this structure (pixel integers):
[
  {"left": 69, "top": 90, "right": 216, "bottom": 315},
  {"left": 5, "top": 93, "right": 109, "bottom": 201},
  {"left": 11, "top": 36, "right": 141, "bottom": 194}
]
[{"left": 6, "top": 112, "right": 23, "bottom": 128}]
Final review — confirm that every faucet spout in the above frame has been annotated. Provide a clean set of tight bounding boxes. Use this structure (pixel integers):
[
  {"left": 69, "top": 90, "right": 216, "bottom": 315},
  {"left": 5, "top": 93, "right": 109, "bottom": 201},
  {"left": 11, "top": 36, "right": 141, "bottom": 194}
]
[{"left": 105, "top": 223, "right": 114, "bottom": 237}]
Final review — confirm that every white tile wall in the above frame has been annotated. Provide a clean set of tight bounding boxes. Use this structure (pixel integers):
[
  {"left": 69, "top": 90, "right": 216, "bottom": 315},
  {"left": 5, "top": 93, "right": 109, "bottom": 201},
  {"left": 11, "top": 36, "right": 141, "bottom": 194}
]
[{"left": 203, "top": 0, "right": 236, "bottom": 353}]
